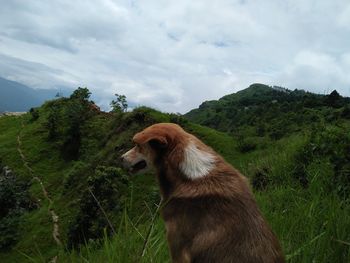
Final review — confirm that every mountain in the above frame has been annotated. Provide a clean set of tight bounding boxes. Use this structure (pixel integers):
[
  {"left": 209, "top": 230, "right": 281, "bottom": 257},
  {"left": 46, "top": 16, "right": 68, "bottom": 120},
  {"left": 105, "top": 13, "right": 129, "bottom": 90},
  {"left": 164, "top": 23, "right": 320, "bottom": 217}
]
[
  {"left": 0, "top": 87, "right": 349, "bottom": 262},
  {"left": 185, "top": 83, "right": 350, "bottom": 137},
  {"left": 0, "top": 76, "right": 71, "bottom": 112}
]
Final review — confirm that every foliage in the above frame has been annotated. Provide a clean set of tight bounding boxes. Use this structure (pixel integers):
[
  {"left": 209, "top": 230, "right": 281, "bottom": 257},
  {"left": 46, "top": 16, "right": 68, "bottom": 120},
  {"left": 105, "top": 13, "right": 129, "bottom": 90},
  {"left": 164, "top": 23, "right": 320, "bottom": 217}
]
[
  {"left": 66, "top": 166, "right": 129, "bottom": 249},
  {"left": 110, "top": 94, "right": 128, "bottom": 113},
  {"left": 341, "top": 105, "right": 350, "bottom": 119},
  {"left": 43, "top": 87, "right": 95, "bottom": 159},
  {"left": 44, "top": 102, "right": 60, "bottom": 140},
  {"left": 236, "top": 136, "right": 257, "bottom": 153},
  {"left": 29, "top": 108, "right": 39, "bottom": 122},
  {"left": 0, "top": 165, "right": 34, "bottom": 251},
  {"left": 251, "top": 166, "right": 271, "bottom": 191},
  {"left": 325, "top": 90, "right": 342, "bottom": 108},
  {"left": 309, "top": 126, "right": 350, "bottom": 200},
  {"left": 0, "top": 212, "right": 21, "bottom": 251},
  {"left": 70, "top": 87, "right": 91, "bottom": 101},
  {"left": 185, "top": 84, "right": 350, "bottom": 141}
]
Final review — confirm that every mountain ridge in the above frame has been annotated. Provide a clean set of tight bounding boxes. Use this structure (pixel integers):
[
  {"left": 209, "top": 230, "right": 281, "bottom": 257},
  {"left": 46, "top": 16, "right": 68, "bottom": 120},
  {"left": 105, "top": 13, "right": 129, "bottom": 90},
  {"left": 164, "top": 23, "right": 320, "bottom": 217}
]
[
  {"left": 185, "top": 83, "right": 350, "bottom": 134},
  {"left": 0, "top": 76, "right": 71, "bottom": 112}
]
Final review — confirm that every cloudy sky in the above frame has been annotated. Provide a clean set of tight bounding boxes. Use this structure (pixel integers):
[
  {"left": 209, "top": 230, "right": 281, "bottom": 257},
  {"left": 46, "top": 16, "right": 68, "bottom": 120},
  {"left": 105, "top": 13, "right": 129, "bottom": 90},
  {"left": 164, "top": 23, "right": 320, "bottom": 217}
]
[{"left": 1, "top": 0, "right": 350, "bottom": 113}]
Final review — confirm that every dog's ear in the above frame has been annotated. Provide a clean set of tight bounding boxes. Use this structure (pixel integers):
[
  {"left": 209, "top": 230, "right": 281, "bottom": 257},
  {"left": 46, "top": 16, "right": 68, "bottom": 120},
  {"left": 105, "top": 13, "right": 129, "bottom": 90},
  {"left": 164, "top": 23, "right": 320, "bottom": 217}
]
[
  {"left": 148, "top": 137, "right": 168, "bottom": 150},
  {"left": 133, "top": 131, "right": 168, "bottom": 149}
]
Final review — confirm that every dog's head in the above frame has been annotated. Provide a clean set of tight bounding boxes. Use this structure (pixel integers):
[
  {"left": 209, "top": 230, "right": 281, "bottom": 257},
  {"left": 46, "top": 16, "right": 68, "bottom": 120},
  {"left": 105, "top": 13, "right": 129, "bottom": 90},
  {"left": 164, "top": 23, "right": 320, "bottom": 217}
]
[
  {"left": 121, "top": 123, "right": 216, "bottom": 179},
  {"left": 121, "top": 123, "right": 185, "bottom": 174}
]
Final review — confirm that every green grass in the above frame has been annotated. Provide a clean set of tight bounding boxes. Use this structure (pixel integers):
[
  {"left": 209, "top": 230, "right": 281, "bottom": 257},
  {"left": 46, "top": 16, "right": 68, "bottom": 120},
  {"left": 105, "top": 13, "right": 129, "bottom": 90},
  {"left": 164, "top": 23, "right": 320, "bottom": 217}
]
[
  {"left": 60, "top": 174, "right": 350, "bottom": 263},
  {"left": 60, "top": 202, "right": 170, "bottom": 263},
  {"left": 59, "top": 129, "right": 350, "bottom": 262},
  {"left": 1, "top": 107, "right": 350, "bottom": 262}
]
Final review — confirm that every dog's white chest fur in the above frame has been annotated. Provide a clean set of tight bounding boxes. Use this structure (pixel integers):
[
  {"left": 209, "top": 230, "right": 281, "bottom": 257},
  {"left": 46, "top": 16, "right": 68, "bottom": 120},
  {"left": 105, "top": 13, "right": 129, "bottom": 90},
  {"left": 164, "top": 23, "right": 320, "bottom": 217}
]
[{"left": 180, "top": 142, "right": 216, "bottom": 179}]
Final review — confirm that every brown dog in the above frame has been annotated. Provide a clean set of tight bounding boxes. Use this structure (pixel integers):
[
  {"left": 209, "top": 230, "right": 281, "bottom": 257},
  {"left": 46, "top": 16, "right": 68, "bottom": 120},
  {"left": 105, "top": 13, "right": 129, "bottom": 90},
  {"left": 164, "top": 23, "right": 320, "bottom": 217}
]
[{"left": 121, "top": 123, "right": 285, "bottom": 263}]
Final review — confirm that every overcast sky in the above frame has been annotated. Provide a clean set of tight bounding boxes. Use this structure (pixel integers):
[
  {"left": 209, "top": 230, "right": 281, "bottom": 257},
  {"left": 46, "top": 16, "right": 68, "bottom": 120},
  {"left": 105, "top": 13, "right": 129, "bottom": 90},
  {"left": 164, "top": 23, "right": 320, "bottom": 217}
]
[{"left": 1, "top": 0, "right": 350, "bottom": 113}]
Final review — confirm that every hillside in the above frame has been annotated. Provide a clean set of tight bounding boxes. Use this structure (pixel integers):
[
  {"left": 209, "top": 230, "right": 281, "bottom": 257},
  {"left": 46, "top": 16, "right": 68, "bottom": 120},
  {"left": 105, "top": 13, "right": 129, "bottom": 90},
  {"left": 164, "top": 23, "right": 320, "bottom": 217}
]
[
  {"left": 0, "top": 76, "right": 71, "bottom": 112},
  {"left": 0, "top": 87, "right": 350, "bottom": 262},
  {"left": 185, "top": 83, "right": 350, "bottom": 138}
]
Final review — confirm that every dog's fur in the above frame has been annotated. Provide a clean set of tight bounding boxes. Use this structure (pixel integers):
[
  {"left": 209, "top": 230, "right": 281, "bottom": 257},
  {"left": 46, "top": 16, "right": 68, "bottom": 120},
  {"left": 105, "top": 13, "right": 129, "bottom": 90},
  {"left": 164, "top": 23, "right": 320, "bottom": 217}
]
[{"left": 122, "top": 123, "right": 285, "bottom": 263}]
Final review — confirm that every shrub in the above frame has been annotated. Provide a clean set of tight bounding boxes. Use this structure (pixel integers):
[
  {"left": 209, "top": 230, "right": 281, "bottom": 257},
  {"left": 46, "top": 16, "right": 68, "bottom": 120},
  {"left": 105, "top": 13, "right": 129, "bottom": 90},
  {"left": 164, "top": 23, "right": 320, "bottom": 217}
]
[
  {"left": 67, "top": 166, "right": 129, "bottom": 249},
  {"left": 29, "top": 108, "right": 39, "bottom": 122},
  {"left": 341, "top": 106, "right": 350, "bottom": 119},
  {"left": 0, "top": 212, "right": 21, "bottom": 251},
  {"left": 63, "top": 161, "right": 89, "bottom": 192},
  {"left": 237, "top": 137, "right": 257, "bottom": 153},
  {"left": 291, "top": 145, "right": 312, "bottom": 188},
  {"left": 297, "top": 127, "right": 350, "bottom": 199},
  {"left": 251, "top": 167, "right": 271, "bottom": 191},
  {"left": 0, "top": 167, "right": 34, "bottom": 251}
]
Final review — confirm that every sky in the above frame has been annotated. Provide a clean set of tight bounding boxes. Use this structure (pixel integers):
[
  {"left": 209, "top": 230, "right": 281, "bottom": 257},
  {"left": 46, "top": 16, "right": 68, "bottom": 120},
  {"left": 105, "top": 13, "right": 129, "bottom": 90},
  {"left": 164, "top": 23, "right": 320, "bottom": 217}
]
[{"left": 0, "top": 0, "right": 350, "bottom": 113}]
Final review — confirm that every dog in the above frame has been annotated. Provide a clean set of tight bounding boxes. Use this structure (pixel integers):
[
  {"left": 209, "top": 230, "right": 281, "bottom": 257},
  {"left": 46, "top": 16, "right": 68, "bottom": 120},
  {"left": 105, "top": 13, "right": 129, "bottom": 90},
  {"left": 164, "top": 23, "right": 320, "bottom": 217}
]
[{"left": 121, "top": 123, "right": 285, "bottom": 263}]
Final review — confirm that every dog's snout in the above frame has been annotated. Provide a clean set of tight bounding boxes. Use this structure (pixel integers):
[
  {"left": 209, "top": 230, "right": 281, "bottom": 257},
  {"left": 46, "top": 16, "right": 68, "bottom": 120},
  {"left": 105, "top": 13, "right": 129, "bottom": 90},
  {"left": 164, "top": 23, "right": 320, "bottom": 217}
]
[
  {"left": 120, "top": 151, "right": 131, "bottom": 168},
  {"left": 120, "top": 152, "right": 129, "bottom": 163}
]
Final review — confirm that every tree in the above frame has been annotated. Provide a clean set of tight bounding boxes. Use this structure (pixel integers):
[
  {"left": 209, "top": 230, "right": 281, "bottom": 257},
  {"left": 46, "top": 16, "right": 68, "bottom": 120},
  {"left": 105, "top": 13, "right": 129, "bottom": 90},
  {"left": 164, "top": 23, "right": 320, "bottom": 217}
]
[
  {"left": 29, "top": 108, "right": 39, "bottom": 121},
  {"left": 110, "top": 94, "right": 128, "bottom": 113},
  {"left": 70, "top": 87, "right": 91, "bottom": 101},
  {"left": 45, "top": 104, "right": 60, "bottom": 140},
  {"left": 61, "top": 88, "right": 95, "bottom": 160},
  {"left": 341, "top": 105, "right": 350, "bottom": 119},
  {"left": 325, "top": 90, "right": 342, "bottom": 108}
]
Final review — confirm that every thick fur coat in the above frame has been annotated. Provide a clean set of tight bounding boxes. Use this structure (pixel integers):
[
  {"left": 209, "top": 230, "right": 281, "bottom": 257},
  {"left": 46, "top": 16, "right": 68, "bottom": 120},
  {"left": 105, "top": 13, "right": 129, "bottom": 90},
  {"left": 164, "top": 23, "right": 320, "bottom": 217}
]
[{"left": 122, "top": 123, "right": 285, "bottom": 263}]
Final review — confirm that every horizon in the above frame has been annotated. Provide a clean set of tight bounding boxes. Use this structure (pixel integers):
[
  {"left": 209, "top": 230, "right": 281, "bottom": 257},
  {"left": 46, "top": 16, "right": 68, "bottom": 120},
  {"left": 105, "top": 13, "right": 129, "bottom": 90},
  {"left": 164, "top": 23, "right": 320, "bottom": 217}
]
[
  {"left": 1, "top": 75, "right": 349, "bottom": 113},
  {"left": 1, "top": 1, "right": 350, "bottom": 113}
]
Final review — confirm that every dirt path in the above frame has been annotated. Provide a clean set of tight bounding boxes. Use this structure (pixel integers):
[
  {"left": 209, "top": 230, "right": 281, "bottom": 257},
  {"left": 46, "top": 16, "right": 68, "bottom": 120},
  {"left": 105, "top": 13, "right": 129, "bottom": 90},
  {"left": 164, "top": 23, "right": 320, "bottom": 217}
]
[{"left": 16, "top": 119, "right": 62, "bottom": 261}]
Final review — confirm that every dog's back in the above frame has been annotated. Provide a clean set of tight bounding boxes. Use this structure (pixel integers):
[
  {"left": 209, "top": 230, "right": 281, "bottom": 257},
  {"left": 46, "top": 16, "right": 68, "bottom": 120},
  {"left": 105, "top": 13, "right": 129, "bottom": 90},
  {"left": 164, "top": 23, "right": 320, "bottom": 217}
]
[{"left": 161, "top": 159, "right": 285, "bottom": 263}]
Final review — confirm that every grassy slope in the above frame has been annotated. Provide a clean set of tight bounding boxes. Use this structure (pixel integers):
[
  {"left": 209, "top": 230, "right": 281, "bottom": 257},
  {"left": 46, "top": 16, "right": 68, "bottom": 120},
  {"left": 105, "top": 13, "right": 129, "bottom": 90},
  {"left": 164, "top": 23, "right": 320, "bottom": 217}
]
[{"left": 0, "top": 106, "right": 350, "bottom": 262}]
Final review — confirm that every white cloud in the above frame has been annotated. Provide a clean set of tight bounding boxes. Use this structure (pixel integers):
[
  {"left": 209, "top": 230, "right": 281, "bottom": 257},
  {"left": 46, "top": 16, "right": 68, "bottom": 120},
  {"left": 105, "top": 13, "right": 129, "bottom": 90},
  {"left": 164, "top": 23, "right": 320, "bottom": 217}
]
[
  {"left": 0, "top": 0, "right": 350, "bottom": 113},
  {"left": 277, "top": 50, "right": 350, "bottom": 95},
  {"left": 337, "top": 4, "right": 350, "bottom": 29}
]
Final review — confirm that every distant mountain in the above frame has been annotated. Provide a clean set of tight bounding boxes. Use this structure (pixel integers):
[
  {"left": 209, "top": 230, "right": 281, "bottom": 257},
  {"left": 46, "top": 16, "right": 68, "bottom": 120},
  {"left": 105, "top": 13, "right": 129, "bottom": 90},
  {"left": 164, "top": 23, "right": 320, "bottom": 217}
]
[
  {"left": 185, "top": 83, "right": 350, "bottom": 135},
  {"left": 0, "top": 76, "right": 71, "bottom": 112}
]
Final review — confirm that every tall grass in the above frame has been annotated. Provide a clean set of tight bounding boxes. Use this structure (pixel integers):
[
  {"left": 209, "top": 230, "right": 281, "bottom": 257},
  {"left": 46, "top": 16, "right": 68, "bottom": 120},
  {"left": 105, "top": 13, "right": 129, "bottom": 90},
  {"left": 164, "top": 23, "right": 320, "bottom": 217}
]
[
  {"left": 60, "top": 200, "right": 170, "bottom": 263},
  {"left": 60, "top": 160, "right": 350, "bottom": 263}
]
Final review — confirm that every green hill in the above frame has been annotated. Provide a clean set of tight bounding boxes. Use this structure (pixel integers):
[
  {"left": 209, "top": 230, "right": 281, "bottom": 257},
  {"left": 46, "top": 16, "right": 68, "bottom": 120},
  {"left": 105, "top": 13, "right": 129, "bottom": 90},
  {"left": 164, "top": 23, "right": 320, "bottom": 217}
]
[
  {"left": 0, "top": 87, "right": 350, "bottom": 262},
  {"left": 185, "top": 83, "right": 350, "bottom": 137}
]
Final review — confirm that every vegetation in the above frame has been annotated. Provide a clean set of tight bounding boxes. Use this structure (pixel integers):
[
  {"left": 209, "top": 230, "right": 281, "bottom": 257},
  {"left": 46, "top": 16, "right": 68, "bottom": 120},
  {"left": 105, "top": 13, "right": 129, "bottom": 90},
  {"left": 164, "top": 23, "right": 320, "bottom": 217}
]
[
  {"left": 0, "top": 84, "right": 349, "bottom": 262},
  {"left": 110, "top": 94, "right": 128, "bottom": 113},
  {"left": 185, "top": 83, "right": 349, "bottom": 137},
  {"left": 0, "top": 161, "right": 34, "bottom": 250}
]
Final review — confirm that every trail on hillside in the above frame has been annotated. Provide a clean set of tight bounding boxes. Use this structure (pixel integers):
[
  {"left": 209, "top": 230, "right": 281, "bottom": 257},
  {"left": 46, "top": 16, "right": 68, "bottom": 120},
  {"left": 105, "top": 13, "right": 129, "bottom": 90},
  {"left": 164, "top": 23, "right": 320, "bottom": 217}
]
[{"left": 16, "top": 119, "right": 62, "bottom": 261}]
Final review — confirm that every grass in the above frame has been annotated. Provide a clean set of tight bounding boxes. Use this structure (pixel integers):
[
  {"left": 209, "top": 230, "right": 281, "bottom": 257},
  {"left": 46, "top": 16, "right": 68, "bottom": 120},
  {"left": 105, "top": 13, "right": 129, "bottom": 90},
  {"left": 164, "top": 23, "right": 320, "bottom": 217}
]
[
  {"left": 1, "top": 109, "right": 350, "bottom": 262},
  {"left": 60, "top": 173, "right": 350, "bottom": 263},
  {"left": 59, "top": 130, "right": 350, "bottom": 262},
  {"left": 60, "top": 200, "right": 170, "bottom": 263}
]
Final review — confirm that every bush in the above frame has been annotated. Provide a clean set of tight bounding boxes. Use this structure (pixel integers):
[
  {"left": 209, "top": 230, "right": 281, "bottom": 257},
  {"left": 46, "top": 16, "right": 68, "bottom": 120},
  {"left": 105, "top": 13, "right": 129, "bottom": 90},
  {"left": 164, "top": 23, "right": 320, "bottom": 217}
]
[
  {"left": 237, "top": 137, "right": 257, "bottom": 153},
  {"left": 63, "top": 161, "right": 89, "bottom": 192},
  {"left": 67, "top": 166, "right": 129, "bottom": 249},
  {"left": 251, "top": 167, "right": 271, "bottom": 191},
  {"left": 169, "top": 114, "right": 188, "bottom": 126},
  {"left": 29, "top": 108, "right": 39, "bottom": 122},
  {"left": 292, "top": 144, "right": 312, "bottom": 188},
  {"left": 341, "top": 106, "right": 350, "bottom": 119},
  {"left": 297, "top": 127, "right": 350, "bottom": 199},
  {"left": 0, "top": 167, "right": 34, "bottom": 251}
]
